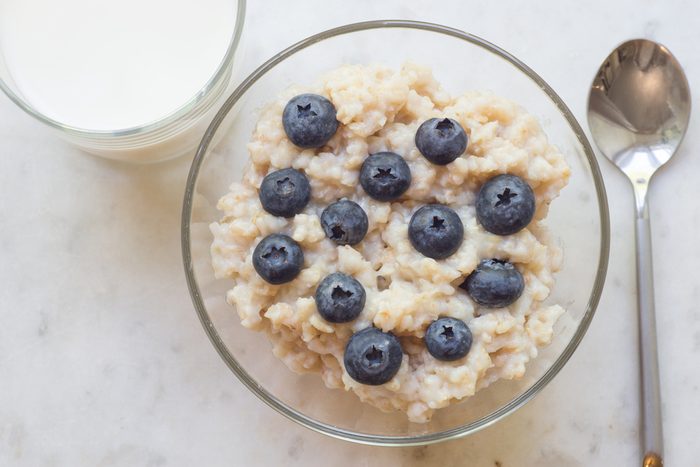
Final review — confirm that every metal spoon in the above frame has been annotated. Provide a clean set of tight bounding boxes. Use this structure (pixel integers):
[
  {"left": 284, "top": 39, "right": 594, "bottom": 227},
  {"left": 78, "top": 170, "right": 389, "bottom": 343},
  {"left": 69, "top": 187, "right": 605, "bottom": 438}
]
[{"left": 588, "top": 39, "right": 691, "bottom": 467}]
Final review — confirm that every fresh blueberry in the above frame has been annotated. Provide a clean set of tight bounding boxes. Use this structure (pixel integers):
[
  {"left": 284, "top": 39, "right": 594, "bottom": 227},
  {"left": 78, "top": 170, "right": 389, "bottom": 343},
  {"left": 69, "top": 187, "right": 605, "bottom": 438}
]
[
  {"left": 320, "top": 199, "right": 368, "bottom": 246},
  {"left": 476, "top": 174, "right": 535, "bottom": 235},
  {"left": 359, "top": 152, "right": 412, "bottom": 202},
  {"left": 415, "top": 118, "right": 468, "bottom": 165},
  {"left": 259, "top": 168, "right": 311, "bottom": 218},
  {"left": 314, "top": 272, "right": 366, "bottom": 323},
  {"left": 460, "top": 259, "right": 524, "bottom": 308},
  {"left": 424, "top": 317, "right": 473, "bottom": 361},
  {"left": 408, "top": 204, "right": 464, "bottom": 260},
  {"left": 344, "top": 327, "right": 403, "bottom": 386},
  {"left": 252, "top": 234, "right": 304, "bottom": 285},
  {"left": 282, "top": 94, "right": 339, "bottom": 148}
]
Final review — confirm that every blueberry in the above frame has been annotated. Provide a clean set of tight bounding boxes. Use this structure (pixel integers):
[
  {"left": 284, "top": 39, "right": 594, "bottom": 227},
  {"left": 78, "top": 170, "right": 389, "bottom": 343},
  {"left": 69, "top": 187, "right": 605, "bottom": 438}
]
[
  {"left": 415, "top": 118, "right": 468, "bottom": 165},
  {"left": 424, "top": 317, "right": 473, "bottom": 361},
  {"left": 476, "top": 174, "right": 535, "bottom": 235},
  {"left": 344, "top": 327, "right": 403, "bottom": 385},
  {"left": 460, "top": 259, "right": 524, "bottom": 308},
  {"left": 259, "top": 168, "right": 311, "bottom": 218},
  {"left": 320, "top": 200, "right": 368, "bottom": 246},
  {"left": 408, "top": 204, "right": 464, "bottom": 259},
  {"left": 282, "top": 94, "right": 339, "bottom": 148},
  {"left": 359, "top": 152, "right": 411, "bottom": 202},
  {"left": 314, "top": 272, "right": 366, "bottom": 323},
  {"left": 252, "top": 234, "right": 304, "bottom": 285}
]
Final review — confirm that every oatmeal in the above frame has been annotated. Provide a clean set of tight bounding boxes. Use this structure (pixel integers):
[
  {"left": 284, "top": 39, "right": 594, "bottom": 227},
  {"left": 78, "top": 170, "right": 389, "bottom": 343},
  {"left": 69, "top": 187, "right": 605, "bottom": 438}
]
[{"left": 210, "top": 63, "right": 570, "bottom": 423}]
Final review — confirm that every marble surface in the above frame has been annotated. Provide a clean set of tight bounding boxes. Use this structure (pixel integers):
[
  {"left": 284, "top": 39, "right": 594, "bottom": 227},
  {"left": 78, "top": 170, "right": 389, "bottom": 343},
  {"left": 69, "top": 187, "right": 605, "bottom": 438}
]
[{"left": 1, "top": 0, "right": 700, "bottom": 465}]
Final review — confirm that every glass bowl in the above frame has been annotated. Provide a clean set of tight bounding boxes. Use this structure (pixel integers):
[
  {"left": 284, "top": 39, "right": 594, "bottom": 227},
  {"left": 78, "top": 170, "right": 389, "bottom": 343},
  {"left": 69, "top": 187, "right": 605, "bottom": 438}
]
[
  {"left": 182, "top": 20, "right": 610, "bottom": 445},
  {"left": 0, "top": 0, "right": 245, "bottom": 163}
]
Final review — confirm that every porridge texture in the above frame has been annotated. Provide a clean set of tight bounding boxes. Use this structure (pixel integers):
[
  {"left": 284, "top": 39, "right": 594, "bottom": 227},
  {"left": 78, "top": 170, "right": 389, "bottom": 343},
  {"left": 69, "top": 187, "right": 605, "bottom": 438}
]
[{"left": 210, "top": 63, "right": 570, "bottom": 423}]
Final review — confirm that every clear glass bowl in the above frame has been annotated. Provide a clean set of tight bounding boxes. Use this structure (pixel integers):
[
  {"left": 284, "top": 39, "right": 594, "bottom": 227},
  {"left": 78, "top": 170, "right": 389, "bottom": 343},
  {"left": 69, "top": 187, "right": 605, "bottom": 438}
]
[
  {"left": 0, "top": 0, "right": 245, "bottom": 163},
  {"left": 182, "top": 20, "right": 610, "bottom": 445}
]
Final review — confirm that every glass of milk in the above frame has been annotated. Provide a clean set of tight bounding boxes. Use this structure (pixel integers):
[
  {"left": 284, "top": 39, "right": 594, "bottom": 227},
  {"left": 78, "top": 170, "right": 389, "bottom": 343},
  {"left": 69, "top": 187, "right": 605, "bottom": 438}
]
[{"left": 0, "top": 0, "right": 245, "bottom": 163}]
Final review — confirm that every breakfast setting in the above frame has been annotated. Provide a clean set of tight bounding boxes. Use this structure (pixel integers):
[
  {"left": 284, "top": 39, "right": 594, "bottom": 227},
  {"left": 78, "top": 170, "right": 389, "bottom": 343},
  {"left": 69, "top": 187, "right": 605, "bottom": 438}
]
[{"left": 1, "top": 1, "right": 697, "bottom": 466}]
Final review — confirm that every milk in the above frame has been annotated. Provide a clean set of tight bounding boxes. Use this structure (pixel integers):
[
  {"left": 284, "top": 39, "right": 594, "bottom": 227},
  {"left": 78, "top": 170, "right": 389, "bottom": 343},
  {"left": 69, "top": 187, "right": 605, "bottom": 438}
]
[{"left": 0, "top": 0, "right": 237, "bottom": 131}]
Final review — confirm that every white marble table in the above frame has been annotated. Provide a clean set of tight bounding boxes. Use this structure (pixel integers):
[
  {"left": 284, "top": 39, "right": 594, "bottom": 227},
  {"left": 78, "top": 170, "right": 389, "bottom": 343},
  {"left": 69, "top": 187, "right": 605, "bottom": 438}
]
[{"left": 2, "top": 1, "right": 699, "bottom": 465}]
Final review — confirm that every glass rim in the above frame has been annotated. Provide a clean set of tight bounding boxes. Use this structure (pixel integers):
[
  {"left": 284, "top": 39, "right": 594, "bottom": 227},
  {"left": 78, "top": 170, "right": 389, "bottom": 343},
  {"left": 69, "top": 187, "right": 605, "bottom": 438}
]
[
  {"left": 181, "top": 19, "right": 610, "bottom": 446},
  {"left": 0, "top": 0, "right": 246, "bottom": 138}
]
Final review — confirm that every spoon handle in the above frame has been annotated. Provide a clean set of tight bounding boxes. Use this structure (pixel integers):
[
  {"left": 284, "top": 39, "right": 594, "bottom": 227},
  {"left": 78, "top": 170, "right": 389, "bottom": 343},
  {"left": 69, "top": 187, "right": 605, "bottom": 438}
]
[{"left": 635, "top": 200, "right": 664, "bottom": 467}]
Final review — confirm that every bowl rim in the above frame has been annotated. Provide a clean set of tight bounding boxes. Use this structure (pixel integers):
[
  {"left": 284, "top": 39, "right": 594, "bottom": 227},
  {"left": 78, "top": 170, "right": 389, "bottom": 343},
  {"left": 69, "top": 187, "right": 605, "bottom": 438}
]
[
  {"left": 0, "top": 0, "right": 246, "bottom": 138},
  {"left": 181, "top": 19, "right": 610, "bottom": 446}
]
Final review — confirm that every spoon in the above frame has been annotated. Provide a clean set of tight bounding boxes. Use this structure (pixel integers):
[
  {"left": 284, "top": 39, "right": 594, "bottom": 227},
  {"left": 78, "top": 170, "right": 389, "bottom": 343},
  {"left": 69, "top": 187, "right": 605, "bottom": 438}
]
[{"left": 588, "top": 39, "right": 691, "bottom": 467}]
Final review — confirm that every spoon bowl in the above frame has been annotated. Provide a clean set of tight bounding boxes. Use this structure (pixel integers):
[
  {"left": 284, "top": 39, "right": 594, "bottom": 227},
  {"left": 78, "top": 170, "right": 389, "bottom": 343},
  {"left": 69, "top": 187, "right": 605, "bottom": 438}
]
[{"left": 588, "top": 39, "right": 691, "bottom": 184}]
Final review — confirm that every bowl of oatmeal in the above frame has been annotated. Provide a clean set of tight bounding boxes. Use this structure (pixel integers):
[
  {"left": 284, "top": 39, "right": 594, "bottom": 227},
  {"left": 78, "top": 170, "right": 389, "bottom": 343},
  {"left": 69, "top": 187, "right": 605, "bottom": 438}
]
[{"left": 182, "top": 20, "right": 609, "bottom": 445}]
